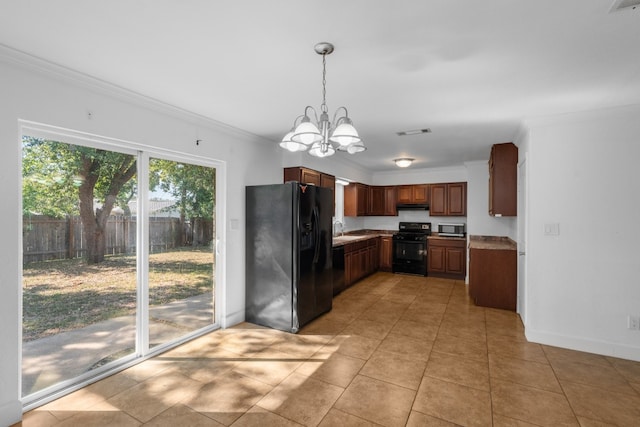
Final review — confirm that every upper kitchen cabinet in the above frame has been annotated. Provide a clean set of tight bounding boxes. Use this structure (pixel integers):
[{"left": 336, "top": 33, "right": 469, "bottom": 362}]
[
  {"left": 284, "top": 165, "right": 335, "bottom": 190},
  {"left": 383, "top": 186, "right": 397, "bottom": 216},
  {"left": 320, "top": 173, "right": 335, "bottom": 191},
  {"left": 284, "top": 166, "right": 336, "bottom": 210},
  {"left": 397, "top": 184, "right": 429, "bottom": 204},
  {"left": 368, "top": 186, "right": 397, "bottom": 216},
  {"left": 284, "top": 166, "right": 320, "bottom": 186},
  {"left": 368, "top": 186, "right": 385, "bottom": 216},
  {"left": 430, "top": 182, "right": 467, "bottom": 216},
  {"left": 489, "top": 142, "right": 518, "bottom": 216},
  {"left": 344, "top": 183, "right": 369, "bottom": 216}
]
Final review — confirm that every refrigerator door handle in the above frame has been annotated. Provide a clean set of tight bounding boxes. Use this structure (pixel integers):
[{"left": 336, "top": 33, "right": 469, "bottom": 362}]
[{"left": 312, "top": 206, "right": 321, "bottom": 264}]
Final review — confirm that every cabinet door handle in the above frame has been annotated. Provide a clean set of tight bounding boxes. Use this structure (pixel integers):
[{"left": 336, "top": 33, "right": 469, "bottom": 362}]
[{"left": 518, "top": 251, "right": 525, "bottom": 256}]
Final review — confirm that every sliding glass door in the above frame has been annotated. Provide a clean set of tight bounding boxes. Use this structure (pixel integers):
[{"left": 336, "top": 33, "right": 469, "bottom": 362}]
[
  {"left": 147, "top": 158, "right": 216, "bottom": 348},
  {"left": 21, "top": 126, "right": 220, "bottom": 405},
  {"left": 21, "top": 136, "right": 139, "bottom": 398}
]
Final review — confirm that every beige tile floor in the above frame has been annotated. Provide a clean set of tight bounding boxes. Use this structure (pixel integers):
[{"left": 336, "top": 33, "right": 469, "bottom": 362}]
[{"left": 20, "top": 273, "right": 640, "bottom": 427}]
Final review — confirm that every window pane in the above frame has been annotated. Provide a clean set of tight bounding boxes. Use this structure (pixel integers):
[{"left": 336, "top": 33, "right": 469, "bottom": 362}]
[
  {"left": 148, "top": 158, "right": 215, "bottom": 347},
  {"left": 22, "top": 136, "right": 137, "bottom": 397}
]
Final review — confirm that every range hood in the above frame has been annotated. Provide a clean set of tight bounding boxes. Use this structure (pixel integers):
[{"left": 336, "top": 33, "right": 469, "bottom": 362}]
[{"left": 396, "top": 203, "right": 429, "bottom": 210}]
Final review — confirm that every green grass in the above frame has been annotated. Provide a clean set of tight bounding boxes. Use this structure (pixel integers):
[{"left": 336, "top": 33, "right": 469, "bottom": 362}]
[{"left": 22, "top": 248, "right": 214, "bottom": 341}]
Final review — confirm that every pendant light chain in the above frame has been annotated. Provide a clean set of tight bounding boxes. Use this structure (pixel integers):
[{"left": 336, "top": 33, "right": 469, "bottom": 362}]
[{"left": 321, "top": 53, "right": 328, "bottom": 114}]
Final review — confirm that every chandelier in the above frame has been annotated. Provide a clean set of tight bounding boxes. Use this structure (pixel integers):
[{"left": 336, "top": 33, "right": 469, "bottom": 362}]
[{"left": 280, "top": 42, "right": 365, "bottom": 157}]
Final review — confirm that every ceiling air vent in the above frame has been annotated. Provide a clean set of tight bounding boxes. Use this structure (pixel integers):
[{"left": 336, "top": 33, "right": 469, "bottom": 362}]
[
  {"left": 396, "top": 128, "right": 431, "bottom": 136},
  {"left": 610, "top": 0, "right": 640, "bottom": 12}
]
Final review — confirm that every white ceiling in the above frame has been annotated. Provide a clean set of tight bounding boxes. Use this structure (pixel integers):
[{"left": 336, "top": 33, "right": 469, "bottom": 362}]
[{"left": 2, "top": 1, "right": 640, "bottom": 171}]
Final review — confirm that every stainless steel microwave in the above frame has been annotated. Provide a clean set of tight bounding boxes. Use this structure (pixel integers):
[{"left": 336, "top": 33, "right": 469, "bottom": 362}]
[{"left": 437, "top": 223, "right": 466, "bottom": 237}]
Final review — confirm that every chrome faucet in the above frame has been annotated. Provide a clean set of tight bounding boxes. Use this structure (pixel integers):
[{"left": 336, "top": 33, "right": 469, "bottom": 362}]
[{"left": 333, "top": 220, "right": 344, "bottom": 237}]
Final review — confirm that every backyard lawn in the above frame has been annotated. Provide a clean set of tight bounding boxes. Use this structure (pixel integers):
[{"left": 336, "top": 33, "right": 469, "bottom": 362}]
[{"left": 22, "top": 248, "right": 214, "bottom": 341}]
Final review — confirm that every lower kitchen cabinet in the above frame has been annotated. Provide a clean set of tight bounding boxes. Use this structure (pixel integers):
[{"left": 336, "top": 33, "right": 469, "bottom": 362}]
[
  {"left": 468, "top": 238, "right": 517, "bottom": 311},
  {"left": 427, "top": 238, "right": 466, "bottom": 279},
  {"left": 342, "top": 238, "right": 379, "bottom": 289},
  {"left": 379, "top": 236, "right": 393, "bottom": 272}
]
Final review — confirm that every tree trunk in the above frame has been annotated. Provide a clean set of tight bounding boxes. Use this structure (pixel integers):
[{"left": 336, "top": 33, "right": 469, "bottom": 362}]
[
  {"left": 77, "top": 153, "right": 136, "bottom": 264},
  {"left": 78, "top": 183, "right": 113, "bottom": 264},
  {"left": 179, "top": 186, "right": 187, "bottom": 246},
  {"left": 192, "top": 217, "right": 201, "bottom": 246}
]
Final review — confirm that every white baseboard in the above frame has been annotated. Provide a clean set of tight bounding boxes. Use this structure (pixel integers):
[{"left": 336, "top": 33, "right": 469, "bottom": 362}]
[
  {"left": 525, "top": 328, "right": 640, "bottom": 362},
  {"left": 224, "top": 309, "right": 245, "bottom": 329},
  {"left": 0, "top": 399, "right": 23, "bottom": 427}
]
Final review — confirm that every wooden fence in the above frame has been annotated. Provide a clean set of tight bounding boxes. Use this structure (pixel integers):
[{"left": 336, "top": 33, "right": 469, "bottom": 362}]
[{"left": 22, "top": 215, "right": 210, "bottom": 264}]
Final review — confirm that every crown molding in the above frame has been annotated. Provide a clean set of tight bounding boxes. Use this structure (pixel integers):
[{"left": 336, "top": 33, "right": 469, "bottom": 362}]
[{"left": 0, "top": 43, "right": 271, "bottom": 143}]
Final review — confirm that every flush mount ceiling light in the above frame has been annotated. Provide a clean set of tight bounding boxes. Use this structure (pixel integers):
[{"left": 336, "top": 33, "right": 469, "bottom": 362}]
[
  {"left": 279, "top": 42, "right": 365, "bottom": 157},
  {"left": 394, "top": 158, "right": 414, "bottom": 168}
]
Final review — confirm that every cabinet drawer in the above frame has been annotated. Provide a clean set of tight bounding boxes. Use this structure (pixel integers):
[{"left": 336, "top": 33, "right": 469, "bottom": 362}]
[{"left": 428, "top": 238, "right": 465, "bottom": 248}]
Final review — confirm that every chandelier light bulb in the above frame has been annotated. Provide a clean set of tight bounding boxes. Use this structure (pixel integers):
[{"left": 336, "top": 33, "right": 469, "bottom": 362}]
[
  {"left": 309, "top": 142, "right": 336, "bottom": 158},
  {"left": 291, "top": 119, "right": 322, "bottom": 145},
  {"left": 280, "top": 130, "right": 307, "bottom": 152},
  {"left": 331, "top": 121, "right": 361, "bottom": 147}
]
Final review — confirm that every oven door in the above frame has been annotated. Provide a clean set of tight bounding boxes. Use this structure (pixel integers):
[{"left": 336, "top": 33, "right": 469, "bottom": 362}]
[
  {"left": 393, "top": 240, "right": 425, "bottom": 263},
  {"left": 392, "top": 237, "right": 427, "bottom": 275}
]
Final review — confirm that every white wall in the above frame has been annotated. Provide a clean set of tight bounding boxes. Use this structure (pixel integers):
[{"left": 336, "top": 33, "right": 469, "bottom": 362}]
[
  {"left": 522, "top": 104, "right": 640, "bottom": 361},
  {"left": 0, "top": 48, "right": 282, "bottom": 424}
]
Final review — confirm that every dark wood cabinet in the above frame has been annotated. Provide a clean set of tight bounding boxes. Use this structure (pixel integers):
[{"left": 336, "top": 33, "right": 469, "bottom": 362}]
[
  {"left": 430, "top": 182, "right": 467, "bottom": 216},
  {"left": 413, "top": 184, "right": 429, "bottom": 204},
  {"left": 430, "top": 184, "right": 447, "bottom": 215},
  {"left": 396, "top": 185, "right": 412, "bottom": 204},
  {"left": 367, "top": 186, "right": 397, "bottom": 216},
  {"left": 284, "top": 166, "right": 336, "bottom": 211},
  {"left": 489, "top": 142, "right": 518, "bottom": 217},
  {"left": 284, "top": 167, "right": 334, "bottom": 191},
  {"left": 320, "top": 173, "right": 335, "bottom": 191},
  {"left": 284, "top": 166, "right": 320, "bottom": 186},
  {"left": 368, "top": 186, "right": 385, "bottom": 216},
  {"left": 344, "top": 183, "right": 369, "bottom": 217},
  {"left": 397, "top": 184, "right": 429, "bottom": 204},
  {"left": 369, "top": 238, "right": 379, "bottom": 272},
  {"left": 379, "top": 236, "right": 393, "bottom": 271},
  {"left": 383, "top": 186, "right": 397, "bottom": 216},
  {"left": 344, "top": 181, "right": 466, "bottom": 217},
  {"left": 469, "top": 242, "right": 517, "bottom": 311},
  {"left": 447, "top": 182, "right": 466, "bottom": 216},
  {"left": 344, "top": 251, "right": 353, "bottom": 287},
  {"left": 427, "top": 238, "right": 466, "bottom": 279},
  {"left": 343, "top": 238, "right": 379, "bottom": 287}
]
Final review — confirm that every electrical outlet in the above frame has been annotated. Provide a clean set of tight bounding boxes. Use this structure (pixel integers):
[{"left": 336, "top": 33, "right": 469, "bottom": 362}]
[{"left": 628, "top": 315, "right": 640, "bottom": 331}]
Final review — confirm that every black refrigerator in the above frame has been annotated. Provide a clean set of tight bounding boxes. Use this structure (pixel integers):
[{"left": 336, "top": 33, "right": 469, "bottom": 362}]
[{"left": 245, "top": 182, "right": 333, "bottom": 333}]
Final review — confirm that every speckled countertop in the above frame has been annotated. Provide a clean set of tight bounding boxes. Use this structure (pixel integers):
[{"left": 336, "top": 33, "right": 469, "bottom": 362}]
[
  {"left": 428, "top": 234, "right": 466, "bottom": 241},
  {"left": 468, "top": 235, "right": 517, "bottom": 250},
  {"left": 332, "top": 229, "right": 395, "bottom": 247}
]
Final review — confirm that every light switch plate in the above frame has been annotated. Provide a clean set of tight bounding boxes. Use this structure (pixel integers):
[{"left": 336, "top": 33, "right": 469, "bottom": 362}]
[{"left": 544, "top": 223, "right": 560, "bottom": 236}]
